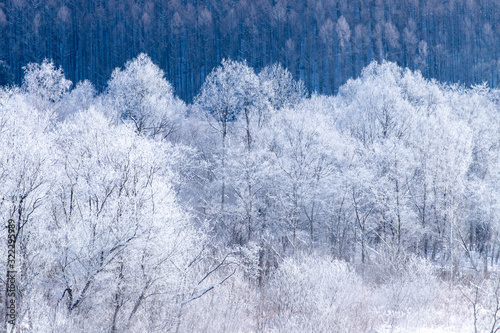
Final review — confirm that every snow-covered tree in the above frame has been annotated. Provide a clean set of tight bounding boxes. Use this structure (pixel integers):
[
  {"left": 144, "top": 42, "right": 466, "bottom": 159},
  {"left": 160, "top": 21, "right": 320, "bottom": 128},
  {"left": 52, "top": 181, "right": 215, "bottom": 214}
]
[
  {"left": 45, "top": 107, "right": 201, "bottom": 331},
  {"left": 267, "top": 95, "right": 349, "bottom": 253},
  {"left": 193, "top": 59, "right": 270, "bottom": 244},
  {"left": 0, "top": 87, "right": 55, "bottom": 330},
  {"left": 258, "top": 63, "right": 307, "bottom": 110},
  {"left": 21, "top": 59, "right": 72, "bottom": 115},
  {"left": 57, "top": 80, "right": 97, "bottom": 120},
  {"left": 3, "top": 55, "right": 500, "bottom": 333},
  {"left": 104, "top": 53, "right": 185, "bottom": 140}
]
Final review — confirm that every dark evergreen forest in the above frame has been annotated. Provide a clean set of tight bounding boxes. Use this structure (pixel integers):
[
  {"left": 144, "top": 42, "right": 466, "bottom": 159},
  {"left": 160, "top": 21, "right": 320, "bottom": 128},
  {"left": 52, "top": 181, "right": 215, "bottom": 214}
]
[{"left": 1, "top": 0, "right": 499, "bottom": 101}]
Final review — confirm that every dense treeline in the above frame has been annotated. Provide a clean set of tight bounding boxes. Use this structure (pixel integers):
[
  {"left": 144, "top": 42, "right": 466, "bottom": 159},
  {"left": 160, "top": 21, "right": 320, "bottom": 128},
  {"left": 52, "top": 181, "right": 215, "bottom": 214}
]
[
  {"left": 0, "top": 0, "right": 499, "bottom": 101},
  {"left": 2, "top": 55, "right": 500, "bottom": 331}
]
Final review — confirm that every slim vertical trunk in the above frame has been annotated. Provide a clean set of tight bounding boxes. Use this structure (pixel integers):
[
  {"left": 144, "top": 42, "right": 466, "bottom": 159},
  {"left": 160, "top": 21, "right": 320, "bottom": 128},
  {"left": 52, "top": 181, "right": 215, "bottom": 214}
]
[
  {"left": 111, "top": 262, "right": 124, "bottom": 333},
  {"left": 245, "top": 106, "right": 253, "bottom": 241},
  {"left": 221, "top": 119, "right": 227, "bottom": 218}
]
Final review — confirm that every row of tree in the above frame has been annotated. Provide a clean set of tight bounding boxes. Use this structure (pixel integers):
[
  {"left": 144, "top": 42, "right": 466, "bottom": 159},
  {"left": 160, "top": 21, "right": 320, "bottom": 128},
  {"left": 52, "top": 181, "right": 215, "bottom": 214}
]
[
  {"left": 189, "top": 57, "right": 500, "bottom": 277},
  {"left": 1, "top": 0, "right": 499, "bottom": 101},
  {"left": 2, "top": 55, "right": 500, "bottom": 331}
]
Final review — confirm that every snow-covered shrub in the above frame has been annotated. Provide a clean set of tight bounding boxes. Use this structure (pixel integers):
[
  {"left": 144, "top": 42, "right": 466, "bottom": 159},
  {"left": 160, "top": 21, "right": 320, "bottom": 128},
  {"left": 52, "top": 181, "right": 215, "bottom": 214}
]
[{"left": 266, "top": 254, "right": 377, "bottom": 332}]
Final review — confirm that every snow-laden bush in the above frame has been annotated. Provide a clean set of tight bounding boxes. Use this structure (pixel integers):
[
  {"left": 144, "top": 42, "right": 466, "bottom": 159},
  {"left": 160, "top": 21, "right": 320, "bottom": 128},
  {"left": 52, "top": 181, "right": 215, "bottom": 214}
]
[{"left": 265, "top": 254, "right": 376, "bottom": 332}]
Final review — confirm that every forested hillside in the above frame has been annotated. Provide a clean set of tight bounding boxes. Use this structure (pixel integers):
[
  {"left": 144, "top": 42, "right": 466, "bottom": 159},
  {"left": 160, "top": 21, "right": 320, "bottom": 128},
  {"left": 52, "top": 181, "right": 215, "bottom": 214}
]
[
  {"left": 0, "top": 0, "right": 499, "bottom": 100},
  {"left": 1, "top": 54, "right": 500, "bottom": 331}
]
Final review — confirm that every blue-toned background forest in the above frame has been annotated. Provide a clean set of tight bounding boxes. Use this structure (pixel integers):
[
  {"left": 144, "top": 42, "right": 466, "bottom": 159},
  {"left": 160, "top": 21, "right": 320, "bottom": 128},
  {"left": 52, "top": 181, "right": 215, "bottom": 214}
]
[{"left": 0, "top": 0, "right": 499, "bottom": 100}]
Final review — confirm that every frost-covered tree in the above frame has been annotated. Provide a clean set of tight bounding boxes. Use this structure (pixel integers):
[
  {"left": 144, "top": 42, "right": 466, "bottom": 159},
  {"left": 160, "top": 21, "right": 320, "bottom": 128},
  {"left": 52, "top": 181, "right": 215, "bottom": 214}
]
[
  {"left": 3, "top": 55, "right": 500, "bottom": 333},
  {"left": 258, "top": 63, "right": 307, "bottom": 110},
  {"left": 57, "top": 80, "right": 97, "bottom": 120},
  {"left": 0, "top": 87, "right": 55, "bottom": 330},
  {"left": 337, "top": 61, "right": 415, "bottom": 145},
  {"left": 45, "top": 107, "right": 200, "bottom": 332},
  {"left": 267, "top": 95, "right": 348, "bottom": 253},
  {"left": 104, "top": 53, "right": 185, "bottom": 140},
  {"left": 331, "top": 61, "right": 478, "bottom": 270},
  {"left": 193, "top": 59, "right": 269, "bottom": 244},
  {"left": 21, "top": 59, "right": 72, "bottom": 115}
]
